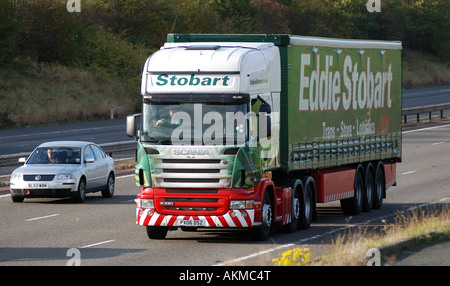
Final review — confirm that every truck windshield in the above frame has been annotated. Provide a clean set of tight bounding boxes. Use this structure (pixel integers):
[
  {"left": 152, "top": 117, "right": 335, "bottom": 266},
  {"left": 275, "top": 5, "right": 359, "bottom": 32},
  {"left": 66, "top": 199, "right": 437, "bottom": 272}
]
[{"left": 141, "top": 103, "right": 248, "bottom": 146}]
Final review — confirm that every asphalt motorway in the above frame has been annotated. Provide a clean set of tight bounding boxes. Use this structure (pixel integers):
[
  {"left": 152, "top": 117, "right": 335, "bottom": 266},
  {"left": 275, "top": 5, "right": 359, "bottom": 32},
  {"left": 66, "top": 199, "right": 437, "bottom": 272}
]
[{"left": 0, "top": 123, "right": 449, "bottom": 267}]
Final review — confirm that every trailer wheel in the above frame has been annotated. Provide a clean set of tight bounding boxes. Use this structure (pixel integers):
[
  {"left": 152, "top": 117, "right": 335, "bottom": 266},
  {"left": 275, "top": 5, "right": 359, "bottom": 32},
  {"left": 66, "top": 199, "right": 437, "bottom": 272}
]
[
  {"left": 373, "top": 162, "right": 385, "bottom": 209},
  {"left": 341, "top": 165, "right": 364, "bottom": 215},
  {"left": 146, "top": 226, "right": 168, "bottom": 239},
  {"left": 298, "top": 177, "right": 314, "bottom": 230},
  {"left": 362, "top": 163, "right": 375, "bottom": 212},
  {"left": 251, "top": 189, "right": 273, "bottom": 241}
]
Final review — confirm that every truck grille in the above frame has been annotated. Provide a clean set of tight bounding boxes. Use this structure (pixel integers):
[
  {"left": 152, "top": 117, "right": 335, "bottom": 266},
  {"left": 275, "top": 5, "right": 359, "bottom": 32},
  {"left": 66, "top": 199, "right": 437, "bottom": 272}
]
[
  {"left": 153, "top": 158, "right": 232, "bottom": 189},
  {"left": 154, "top": 189, "right": 230, "bottom": 215}
]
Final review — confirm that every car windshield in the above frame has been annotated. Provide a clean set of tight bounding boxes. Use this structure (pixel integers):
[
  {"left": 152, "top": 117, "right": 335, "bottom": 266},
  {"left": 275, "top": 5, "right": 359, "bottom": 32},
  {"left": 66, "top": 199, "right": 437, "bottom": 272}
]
[
  {"left": 141, "top": 103, "right": 248, "bottom": 146},
  {"left": 27, "top": 147, "right": 81, "bottom": 164}
]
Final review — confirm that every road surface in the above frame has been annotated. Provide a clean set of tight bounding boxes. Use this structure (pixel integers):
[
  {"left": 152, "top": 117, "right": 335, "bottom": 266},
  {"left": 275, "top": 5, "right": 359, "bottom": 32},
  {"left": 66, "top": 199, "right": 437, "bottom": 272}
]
[{"left": 0, "top": 122, "right": 449, "bottom": 267}]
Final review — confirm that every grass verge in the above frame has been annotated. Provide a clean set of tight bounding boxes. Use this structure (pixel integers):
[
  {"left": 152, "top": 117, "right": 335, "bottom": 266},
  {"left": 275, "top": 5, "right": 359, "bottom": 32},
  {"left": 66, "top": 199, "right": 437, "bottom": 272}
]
[
  {"left": 273, "top": 204, "right": 449, "bottom": 266},
  {"left": 0, "top": 60, "right": 139, "bottom": 129}
]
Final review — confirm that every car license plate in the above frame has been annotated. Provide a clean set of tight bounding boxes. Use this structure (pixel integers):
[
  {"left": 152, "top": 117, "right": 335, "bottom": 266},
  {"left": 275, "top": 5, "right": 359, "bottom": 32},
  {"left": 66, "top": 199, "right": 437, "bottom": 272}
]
[
  {"left": 27, "top": 183, "right": 48, "bottom": 188},
  {"left": 178, "top": 219, "right": 204, "bottom": 227}
]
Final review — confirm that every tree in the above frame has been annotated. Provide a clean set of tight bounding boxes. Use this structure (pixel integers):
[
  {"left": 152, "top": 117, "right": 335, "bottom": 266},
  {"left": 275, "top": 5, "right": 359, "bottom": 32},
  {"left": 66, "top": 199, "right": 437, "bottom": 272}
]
[
  {"left": 251, "top": 0, "right": 290, "bottom": 33},
  {"left": 0, "top": 0, "right": 18, "bottom": 64}
]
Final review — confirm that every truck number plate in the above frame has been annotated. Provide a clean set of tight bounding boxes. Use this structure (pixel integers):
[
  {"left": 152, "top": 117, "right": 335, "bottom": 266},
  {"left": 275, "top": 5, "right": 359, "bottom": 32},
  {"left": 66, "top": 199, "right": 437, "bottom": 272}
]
[
  {"left": 178, "top": 219, "right": 204, "bottom": 226},
  {"left": 28, "top": 183, "right": 48, "bottom": 188}
]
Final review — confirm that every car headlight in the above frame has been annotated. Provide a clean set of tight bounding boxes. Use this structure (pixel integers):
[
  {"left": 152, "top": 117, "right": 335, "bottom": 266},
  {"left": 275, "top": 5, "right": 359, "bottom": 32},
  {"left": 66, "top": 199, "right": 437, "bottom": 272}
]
[
  {"left": 10, "top": 173, "right": 21, "bottom": 181},
  {"left": 57, "top": 173, "right": 75, "bottom": 180},
  {"left": 230, "top": 200, "right": 254, "bottom": 210},
  {"left": 136, "top": 199, "right": 154, "bottom": 209}
]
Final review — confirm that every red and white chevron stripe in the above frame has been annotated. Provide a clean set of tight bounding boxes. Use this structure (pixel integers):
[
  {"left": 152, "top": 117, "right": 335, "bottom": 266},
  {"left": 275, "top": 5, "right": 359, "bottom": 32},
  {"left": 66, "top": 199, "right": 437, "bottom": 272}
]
[{"left": 136, "top": 208, "right": 255, "bottom": 228}]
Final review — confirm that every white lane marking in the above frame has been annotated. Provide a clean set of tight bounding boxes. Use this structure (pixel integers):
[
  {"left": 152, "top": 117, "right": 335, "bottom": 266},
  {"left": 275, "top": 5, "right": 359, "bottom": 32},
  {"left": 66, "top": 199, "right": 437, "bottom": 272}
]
[
  {"left": 432, "top": 142, "right": 445, "bottom": 146},
  {"left": 117, "top": 174, "right": 135, "bottom": 179},
  {"left": 80, "top": 240, "right": 115, "bottom": 248},
  {"left": 402, "top": 171, "right": 417, "bottom": 175},
  {"left": 0, "top": 125, "right": 123, "bottom": 140},
  {"left": 403, "top": 88, "right": 450, "bottom": 97},
  {"left": 403, "top": 123, "right": 450, "bottom": 134},
  {"left": 25, "top": 213, "right": 60, "bottom": 221}
]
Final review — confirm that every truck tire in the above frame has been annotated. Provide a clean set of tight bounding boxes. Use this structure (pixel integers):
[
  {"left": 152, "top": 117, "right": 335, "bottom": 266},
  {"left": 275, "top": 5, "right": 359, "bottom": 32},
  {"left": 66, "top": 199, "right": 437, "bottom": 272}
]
[
  {"left": 284, "top": 179, "right": 302, "bottom": 233},
  {"left": 298, "top": 177, "right": 314, "bottom": 230},
  {"left": 251, "top": 189, "right": 273, "bottom": 241},
  {"left": 340, "top": 165, "right": 364, "bottom": 215},
  {"left": 362, "top": 163, "right": 375, "bottom": 212},
  {"left": 373, "top": 162, "right": 385, "bottom": 209},
  {"left": 146, "top": 226, "right": 168, "bottom": 239}
]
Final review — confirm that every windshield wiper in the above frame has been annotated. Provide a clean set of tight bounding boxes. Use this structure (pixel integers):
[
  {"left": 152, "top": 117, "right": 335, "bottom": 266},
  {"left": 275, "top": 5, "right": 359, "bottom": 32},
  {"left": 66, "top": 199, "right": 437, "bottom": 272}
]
[{"left": 143, "top": 139, "right": 173, "bottom": 145}]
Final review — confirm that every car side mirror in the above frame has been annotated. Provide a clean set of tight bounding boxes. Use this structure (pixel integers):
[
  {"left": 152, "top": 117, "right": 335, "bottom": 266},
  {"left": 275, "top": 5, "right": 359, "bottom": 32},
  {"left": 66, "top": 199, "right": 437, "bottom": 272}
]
[{"left": 85, "top": 157, "right": 95, "bottom": 163}]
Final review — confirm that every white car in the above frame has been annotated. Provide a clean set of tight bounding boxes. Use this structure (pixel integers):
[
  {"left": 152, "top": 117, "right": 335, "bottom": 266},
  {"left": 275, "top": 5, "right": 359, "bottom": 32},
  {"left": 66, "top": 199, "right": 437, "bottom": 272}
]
[{"left": 9, "top": 141, "right": 116, "bottom": 203}]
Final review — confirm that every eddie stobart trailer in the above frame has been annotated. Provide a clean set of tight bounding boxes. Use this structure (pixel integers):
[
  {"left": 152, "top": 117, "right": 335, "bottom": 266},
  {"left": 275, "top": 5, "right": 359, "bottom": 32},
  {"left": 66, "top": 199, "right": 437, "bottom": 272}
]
[{"left": 127, "top": 34, "right": 402, "bottom": 240}]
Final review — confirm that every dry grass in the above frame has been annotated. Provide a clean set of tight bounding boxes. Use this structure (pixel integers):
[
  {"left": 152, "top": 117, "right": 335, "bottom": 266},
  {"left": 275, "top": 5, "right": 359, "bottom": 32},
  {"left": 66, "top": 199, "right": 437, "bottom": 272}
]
[
  {"left": 0, "top": 60, "right": 139, "bottom": 128},
  {"left": 310, "top": 204, "right": 450, "bottom": 266},
  {"left": 403, "top": 50, "right": 450, "bottom": 89}
]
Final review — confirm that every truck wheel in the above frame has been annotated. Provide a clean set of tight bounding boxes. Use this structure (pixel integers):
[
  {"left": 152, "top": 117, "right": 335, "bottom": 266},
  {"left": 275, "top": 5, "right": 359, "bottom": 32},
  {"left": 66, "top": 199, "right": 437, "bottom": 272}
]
[
  {"left": 298, "top": 177, "right": 314, "bottom": 230},
  {"left": 341, "top": 165, "right": 364, "bottom": 215},
  {"left": 284, "top": 179, "right": 302, "bottom": 233},
  {"left": 373, "top": 162, "right": 385, "bottom": 209},
  {"left": 251, "top": 190, "right": 273, "bottom": 241},
  {"left": 362, "top": 164, "right": 374, "bottom": 212},
  {"left": 146, "top": 226, "right": 168, "bottom": 239}
]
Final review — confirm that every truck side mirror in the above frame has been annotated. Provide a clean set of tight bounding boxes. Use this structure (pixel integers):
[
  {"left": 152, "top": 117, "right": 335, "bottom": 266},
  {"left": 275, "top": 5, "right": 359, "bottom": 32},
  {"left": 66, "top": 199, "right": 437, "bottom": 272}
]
[
  {"left": 259, "top": 113, "right": 271, "bottom": 139},
  {"left": 126, "top": 113, "right": 141, "bottom": 139},
  {"left": 259, "top": 103, "right": 272, "bottom": 139},
  {"left": 259, "top": 103, "right": 271, "bottom": 114}
]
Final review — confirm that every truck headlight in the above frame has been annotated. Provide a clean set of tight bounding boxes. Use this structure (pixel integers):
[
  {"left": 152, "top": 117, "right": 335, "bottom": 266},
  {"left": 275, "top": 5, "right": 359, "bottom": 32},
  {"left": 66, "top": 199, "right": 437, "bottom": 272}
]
[
  {"left": 137, "top": 199, "right": 154, "bottom": 209},
  {"left": 230, "top": 200, "right": 254, "bottom": 209}
]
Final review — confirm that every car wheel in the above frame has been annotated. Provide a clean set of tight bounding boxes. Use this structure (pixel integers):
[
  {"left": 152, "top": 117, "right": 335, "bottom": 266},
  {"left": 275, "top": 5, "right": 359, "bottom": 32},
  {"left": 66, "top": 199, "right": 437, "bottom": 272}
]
[
  {"left": 11, "top": 196, "right": 24, "bottom": 203},
  {"left": 75, "top": 178, "right": 86, "bottom": 203},
  {"left": 101, "top": 173, "right": 115, "bottom": 198}
]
